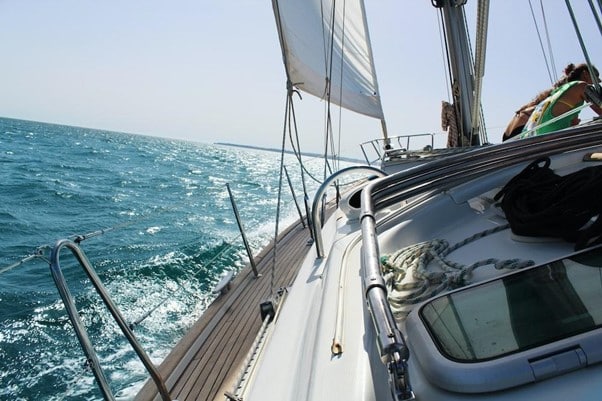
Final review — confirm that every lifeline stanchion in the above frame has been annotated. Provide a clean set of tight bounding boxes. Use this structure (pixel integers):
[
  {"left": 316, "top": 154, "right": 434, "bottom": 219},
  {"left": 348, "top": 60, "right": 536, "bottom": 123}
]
[
  {"left": 283, "top": 165, "right": 306, "bottom": 228},
  {"left": 226, "top": 183, "right": 259, "bottom": 278}
]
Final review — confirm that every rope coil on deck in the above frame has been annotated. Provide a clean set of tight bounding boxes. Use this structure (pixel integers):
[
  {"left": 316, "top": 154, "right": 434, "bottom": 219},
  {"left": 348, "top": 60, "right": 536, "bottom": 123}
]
[
  {"left": 381, "top": 224, "right": 534, "bottom": 318},
  {"left": 494, "top": 157, "right": 602, "bottom": 250}
]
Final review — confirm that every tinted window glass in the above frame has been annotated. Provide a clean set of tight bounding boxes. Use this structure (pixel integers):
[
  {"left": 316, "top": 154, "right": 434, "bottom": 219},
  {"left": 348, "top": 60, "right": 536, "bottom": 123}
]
[{"left": 420, "top": 247, "right": 602, "bottom": 361}]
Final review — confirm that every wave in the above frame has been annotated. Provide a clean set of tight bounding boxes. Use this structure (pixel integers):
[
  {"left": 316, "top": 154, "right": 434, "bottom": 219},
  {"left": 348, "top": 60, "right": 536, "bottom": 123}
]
[
  {"left": 0, "top": 117, "right": 341, "bottom": 400},
  {"left": 0, "top": 235, "right": 241, "bottom": 400}
]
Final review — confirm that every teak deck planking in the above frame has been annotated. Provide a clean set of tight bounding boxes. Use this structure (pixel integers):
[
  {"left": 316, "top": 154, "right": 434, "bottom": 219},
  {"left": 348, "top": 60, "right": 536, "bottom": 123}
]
[{"left": 135, "top": 216, "right": 315, "bottom": 401}]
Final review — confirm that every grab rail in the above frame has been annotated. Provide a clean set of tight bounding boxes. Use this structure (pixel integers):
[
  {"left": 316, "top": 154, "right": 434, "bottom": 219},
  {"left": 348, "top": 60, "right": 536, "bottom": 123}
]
[
  {"left": 359, "top": 126, "right": 602, "bottom": 401},
  {"left": 49, "top": 239, "right": 172, "bottom": 401},
  {"left": 310, "top": 165, "right": 386, "bottom": 258}
]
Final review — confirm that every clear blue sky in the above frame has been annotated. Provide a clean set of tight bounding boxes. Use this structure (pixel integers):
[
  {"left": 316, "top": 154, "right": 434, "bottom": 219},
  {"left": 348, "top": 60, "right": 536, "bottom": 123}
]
[{"left": 0, "top": 1, "right": 600, "bottom": 158}]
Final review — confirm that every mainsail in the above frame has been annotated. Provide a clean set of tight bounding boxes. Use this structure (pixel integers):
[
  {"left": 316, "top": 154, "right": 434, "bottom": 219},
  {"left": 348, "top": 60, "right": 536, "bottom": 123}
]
[{"left": 272, "top": 0, "right": 385, "bottom": 120}]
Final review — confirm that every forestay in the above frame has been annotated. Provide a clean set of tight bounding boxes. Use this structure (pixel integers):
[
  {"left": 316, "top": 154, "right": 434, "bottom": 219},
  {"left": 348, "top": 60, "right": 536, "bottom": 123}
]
[{"left": 272, "top": 0, "right": 384, "bottom": 119}]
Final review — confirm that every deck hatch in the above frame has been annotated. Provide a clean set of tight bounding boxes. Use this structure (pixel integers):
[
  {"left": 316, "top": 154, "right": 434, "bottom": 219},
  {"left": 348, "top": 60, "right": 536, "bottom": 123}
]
[
  {"left": 419, "top": 246, "right": 602, "bottom": 362},
  {"left": 405, "top": 245, "right": 602, "bottom": 393}
]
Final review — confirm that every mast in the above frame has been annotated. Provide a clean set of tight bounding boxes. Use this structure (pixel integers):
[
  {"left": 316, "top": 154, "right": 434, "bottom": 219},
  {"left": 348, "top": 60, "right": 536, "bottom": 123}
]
[{"left": 433, "top": 0, "right": 481, "bottom": 146}]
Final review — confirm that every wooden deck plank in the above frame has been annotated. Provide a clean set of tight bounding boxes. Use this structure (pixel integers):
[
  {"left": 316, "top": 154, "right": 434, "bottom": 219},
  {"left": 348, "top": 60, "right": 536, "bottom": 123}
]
[
  {"left": 135, "top": 217, "right": 315, "bottom": 401},
  {"left": 179, "top": 267, "right": 272, "bottom": 399},
  {"left": 190, "top": 223, "right": 312, "bottom": 401},
  {"left": 203, "top": 224, "right": 313, "bottom": 399},
  {"left": 166, "top": 269, "right": 270, "bottom": 399},
  {"left": 184, "top": 224, "right": 311, "bottom": 399},
  {"left": 193, "top": 301, "right": 260, "bottom": 399}
]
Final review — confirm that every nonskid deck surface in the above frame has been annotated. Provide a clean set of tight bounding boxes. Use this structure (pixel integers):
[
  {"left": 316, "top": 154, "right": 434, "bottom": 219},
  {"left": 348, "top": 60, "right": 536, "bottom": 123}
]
[{"left": 135, "top": 219, "right": 314, "bottom": 401}]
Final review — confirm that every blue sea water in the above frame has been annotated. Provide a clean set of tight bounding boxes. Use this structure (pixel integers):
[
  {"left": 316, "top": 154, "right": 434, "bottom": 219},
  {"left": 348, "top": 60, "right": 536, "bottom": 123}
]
[{"left": 0, "top": 117, "right": 335, "bottom": 400}]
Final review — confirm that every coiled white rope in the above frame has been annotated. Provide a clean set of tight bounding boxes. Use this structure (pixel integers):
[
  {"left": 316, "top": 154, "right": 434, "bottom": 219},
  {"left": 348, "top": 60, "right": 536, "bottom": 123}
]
[{"left": 381, "top": 224, "right": 534, "bottom": 319}]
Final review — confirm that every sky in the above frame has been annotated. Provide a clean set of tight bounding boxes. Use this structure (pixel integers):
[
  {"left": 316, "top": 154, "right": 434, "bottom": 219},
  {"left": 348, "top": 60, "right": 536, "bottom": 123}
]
[{"left": 0, "top": 1, "right": 600, "bottom": 159}]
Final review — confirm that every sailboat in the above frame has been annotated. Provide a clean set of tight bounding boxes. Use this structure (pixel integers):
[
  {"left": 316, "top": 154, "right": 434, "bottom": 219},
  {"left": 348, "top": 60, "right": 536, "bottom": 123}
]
[
  {"left": 17, "top": 0, "right": 602, "bottom": 400},
  {"left": 137, "top": 1, "right": 602, "bottom": 400}
]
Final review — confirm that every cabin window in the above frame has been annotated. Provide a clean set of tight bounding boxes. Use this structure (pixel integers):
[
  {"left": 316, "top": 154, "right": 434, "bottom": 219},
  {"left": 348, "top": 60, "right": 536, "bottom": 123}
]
[{"left": 420, "top": 246, "right": 602, "bottom": 362}]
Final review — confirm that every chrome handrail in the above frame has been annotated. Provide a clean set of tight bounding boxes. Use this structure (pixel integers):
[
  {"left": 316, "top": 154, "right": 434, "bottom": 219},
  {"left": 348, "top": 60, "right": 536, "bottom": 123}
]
[
  {"left": 49, "top": 239, "right": 172, "bottom": 401},
  {"left": 310, "top": 165, "right": 386, "bottom": 258}
]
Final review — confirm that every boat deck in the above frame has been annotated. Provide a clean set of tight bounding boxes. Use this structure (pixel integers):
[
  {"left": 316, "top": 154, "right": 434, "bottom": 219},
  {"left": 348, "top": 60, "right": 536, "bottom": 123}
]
[{"left": 135, "top": 217, "right": 315, "bottom": 401}]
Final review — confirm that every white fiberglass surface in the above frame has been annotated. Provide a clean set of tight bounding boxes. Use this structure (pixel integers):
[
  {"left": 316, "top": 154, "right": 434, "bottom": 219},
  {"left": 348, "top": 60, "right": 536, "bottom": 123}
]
[
  {"left": 377, "top": 191, "right": 574, "bottom": 276},
  {"left": 245, "top": 211, "right": 390, "bottom": 401},
  {"left": 406, "top": 351, "right": 602, "bottom": 401}
]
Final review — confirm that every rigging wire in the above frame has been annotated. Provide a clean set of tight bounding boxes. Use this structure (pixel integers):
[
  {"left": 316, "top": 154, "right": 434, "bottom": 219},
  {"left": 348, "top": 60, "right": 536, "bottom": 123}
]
[
  {"left": 331, "top": 0, "right": 346, "bottom": 196},
  {"left": 0, "top": 247, "right": 49, "bottom": 275},
  {"left": 0, "top": 209, "right": 177, "bottom": 276},
  {"left": 272, "top": 3, "right": 326, "bottom": 302},
  {"left": 461, "top": 7, "right": 475, "bottom": 87},
  {"left": 461, "top": 3, "right": 488, "bottom": 146},
  {"left": 270, "top": 92, "right": 291, "bottom": 298},
  {"left": 470, "top": 0, "right": 489, "bottom": 145},
  {"left": 285, "top": 97, "right": 324, "bottom": 185},
  {"left": 0, "top": 207, "right": 250, "bottom": 399},
  {"left": 437, "top": 8, "right": 452, "bottom": 103},
  {"left": 286, "top": 89, "right": 318, "bottom": 234},
  {"left": 319, "top": 0, "right": 331, "bottom": 100},
  {"left": 437, "top": 6, "right": 459, "bottom": 147},
  {"left": 323, "top": 0, "right": 338, "bottom": 180},
  {"left": 591, "top": 0, "right": 602, "bottom": 28},
  {"left": 272, "top": 0, "right": 325, "bottom": 186},
  {"left": 565, "top": 0, "right": 602, "bottom": 93},
  {"left": 588, "top": 0, "right": 602, "bottom": 97},
  {"left": 332, "top": 0, "right": 345, "bottom": 176},
  {"left": 0, "top": 182, "right": 258, "bottom": 332},
  {"left": 539, "top": 0, "right": 558, "bottom": 81},
  {"left": 528, "top": 0, "right": 555, "bottom": 85},
  {"left": 437, "top": 5, "right": 471, "bottom": 146}
]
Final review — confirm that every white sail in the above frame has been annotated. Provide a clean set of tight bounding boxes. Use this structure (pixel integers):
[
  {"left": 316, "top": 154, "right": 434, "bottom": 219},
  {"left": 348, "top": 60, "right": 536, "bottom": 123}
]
[{"left": 272, "top": 0, "right": 385, "bottom": 120}]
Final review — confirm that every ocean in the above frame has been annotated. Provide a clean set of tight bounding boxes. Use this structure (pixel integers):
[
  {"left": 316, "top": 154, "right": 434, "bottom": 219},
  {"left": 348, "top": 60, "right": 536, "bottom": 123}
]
[{"left": 0, "top": 117, "right": 337, "bottom": 400}]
